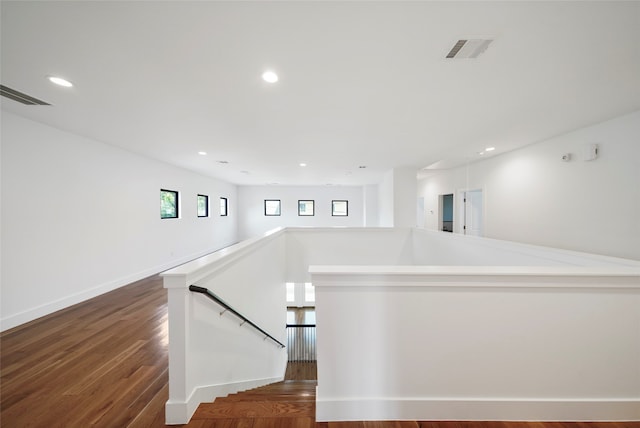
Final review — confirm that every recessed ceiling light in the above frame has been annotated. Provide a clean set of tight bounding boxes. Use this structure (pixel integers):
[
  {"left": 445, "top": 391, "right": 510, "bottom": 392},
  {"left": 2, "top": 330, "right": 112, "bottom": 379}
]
[
  {"left": 198, "top": 151, "right": 207, "bottom": 156},
  {"left": 48, "top": 76, "right": 73, "bottom": 87},
  {"left": 262, "top": 71, "right": 278, "bottom": 83},
  {"left": 217, "top": 160, "right": 229, "bottom": 164},
  {"left": 478, "top": 151, "right": 485, "bottom": 156},
  {"left": 299, "top": 163, "right": 307, "bottom": 167},
  {"left": 485, "top": 147, "right": 496, "bottom": 152}
]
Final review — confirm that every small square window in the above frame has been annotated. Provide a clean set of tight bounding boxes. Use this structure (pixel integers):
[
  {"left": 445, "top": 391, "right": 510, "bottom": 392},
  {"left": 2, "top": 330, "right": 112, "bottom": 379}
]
[
  {"left": 161, "top": 189, "right": 179, "bottom": 219},
  {"left": 332, "top": 200, "right": 348, "bottom": 216},
  {"left": 197, "top": 194, "right": 209, "bottom": 217},
  {"left": 286, "top": 282, "right": 295, "bottom": 303},
  {"left": 304, "top": 282, "right": 315, "bottom": 302},
  {"left": 264, "top": 199, "right": 281, "bottom": 216},
  {"left": 298, "top": 200, "right": 315, "bottom": 216},
  {"left": 220, "top": 197, "right": 228, "bottom": 216}
]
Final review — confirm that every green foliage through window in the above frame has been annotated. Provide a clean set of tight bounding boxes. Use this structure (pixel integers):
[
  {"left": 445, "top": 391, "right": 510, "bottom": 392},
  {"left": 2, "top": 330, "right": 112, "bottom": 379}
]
[
  {"left": 161, "top": 189, "right": 179, "bottom": 219},
  {"left": 197, "top": 194, "right": 208, "bottom": 217}
]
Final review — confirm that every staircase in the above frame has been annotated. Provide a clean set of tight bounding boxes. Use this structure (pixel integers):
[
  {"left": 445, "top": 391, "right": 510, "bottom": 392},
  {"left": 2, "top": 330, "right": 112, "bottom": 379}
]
[
  {"left": 190, "top": 380, "right": 317, "bottom": 426},
  {"left": 186, "top": 380, "right": 640, "bottom": 428}
]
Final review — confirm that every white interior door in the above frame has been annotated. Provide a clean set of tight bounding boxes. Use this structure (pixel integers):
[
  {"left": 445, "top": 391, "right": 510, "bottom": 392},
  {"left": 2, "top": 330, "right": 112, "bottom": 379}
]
[{"left": 462, "top": 189, "right": 483, "bottom": 236}]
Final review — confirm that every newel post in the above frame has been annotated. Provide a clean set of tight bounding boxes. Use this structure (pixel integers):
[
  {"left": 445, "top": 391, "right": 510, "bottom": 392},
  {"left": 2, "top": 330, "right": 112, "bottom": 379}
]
[{"left": 163, "top": 274, "right": 192, "bottom": 424}]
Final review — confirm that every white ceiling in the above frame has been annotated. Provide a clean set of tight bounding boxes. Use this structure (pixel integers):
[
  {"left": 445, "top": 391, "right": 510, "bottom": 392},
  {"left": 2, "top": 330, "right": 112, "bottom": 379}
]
[{"left": 2, "top": 1, "right": 639, "bottom": 186}]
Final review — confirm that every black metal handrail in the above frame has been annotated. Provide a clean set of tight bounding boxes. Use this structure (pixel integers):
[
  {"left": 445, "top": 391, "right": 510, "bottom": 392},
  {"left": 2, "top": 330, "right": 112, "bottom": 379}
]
[
  {"left": 189, "top": 285, "right": 285, "bottom": 348},
  {"left": 286, "top": 324, "right": 316, "bottom": 328}
]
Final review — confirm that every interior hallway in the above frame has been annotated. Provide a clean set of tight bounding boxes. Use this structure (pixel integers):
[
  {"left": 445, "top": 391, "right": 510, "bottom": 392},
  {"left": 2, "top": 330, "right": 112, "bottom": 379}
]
[{"left": 1, "top": 275, "right": 637, "bottom": 427}]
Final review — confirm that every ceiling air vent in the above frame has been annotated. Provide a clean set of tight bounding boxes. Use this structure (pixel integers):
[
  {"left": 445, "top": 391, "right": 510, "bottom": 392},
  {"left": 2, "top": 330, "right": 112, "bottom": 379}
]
[
  {"left": 446, "top": 38, "right": 494, "bottom": 59},
  {"left": 0, "top": 85, "right": 50, "bottom": 105}
]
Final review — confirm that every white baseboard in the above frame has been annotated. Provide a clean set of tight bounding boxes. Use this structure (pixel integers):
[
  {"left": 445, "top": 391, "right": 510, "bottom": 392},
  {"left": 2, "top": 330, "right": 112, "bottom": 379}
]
[
  {"left": 0, "top": 268, "right": 157, "bottom": 332},
  {"left": 316, "top": 397, "right": 640, "bottom": 422},
  {"left": 0, "top": 245, "right": 234, "bottom": 332},
  {"left": 165, "top": 376, "right": 284, "bottom": 425}
]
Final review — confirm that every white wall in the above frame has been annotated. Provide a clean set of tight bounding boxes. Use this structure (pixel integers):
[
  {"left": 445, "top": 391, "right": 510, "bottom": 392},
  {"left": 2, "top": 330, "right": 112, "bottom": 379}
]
[
  {"left": 418, "top": 111, "right": 640, "bottom": 261},
  {"left": 377, "top": 167, "right": 419, "bottom": 228},
  {"left": 378, "top": 170, "right": 394, "bottom": 227},
  {"left": 236, "top": 185, "right": 364, "bottom": 240},
  {"left": 363, "top": 184, "right": 379, "bottom": 227},
  {"left": 392, "top": 167, "right": 418, "bottom": 227},
  {"left": 1, "top": 111, "right": 238, "bottom": 331}
]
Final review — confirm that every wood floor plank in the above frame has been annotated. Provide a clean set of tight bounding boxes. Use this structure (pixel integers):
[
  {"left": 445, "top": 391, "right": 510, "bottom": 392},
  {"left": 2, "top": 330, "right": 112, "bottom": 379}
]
[
  {"left": 253, "top": 417, "right": 316, "bottom": 428},
  {"left": 365, "top": 422, "right": 420, "bottom": 428}
]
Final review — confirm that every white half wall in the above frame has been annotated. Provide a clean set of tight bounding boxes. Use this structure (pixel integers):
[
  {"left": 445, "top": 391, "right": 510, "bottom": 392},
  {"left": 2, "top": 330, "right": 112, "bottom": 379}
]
[
  {"left": 1, "top": 111, "right": 238, "bottom": 331},
  {"left": 236, "top": 185, "right": 364, "bottom": 240},
  {"left": 313, "top": 266, "right": 640, "bottom": 422},
  {"left": 162, "top": 229, "right": 288, "bottom": 424},
  {"left": 418, "top": 110, "right": 640, "bottom": 261},
  {"left": 285, "top": 228, "right": 414, "bottom": 283}
]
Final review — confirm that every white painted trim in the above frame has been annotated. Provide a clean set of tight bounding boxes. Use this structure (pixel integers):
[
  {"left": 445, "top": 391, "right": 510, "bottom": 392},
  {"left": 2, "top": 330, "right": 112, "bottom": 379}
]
[
  {"left": 316, "top": 397, "right": 640, "bottom": 422},
  {"left": 309, "top": 265, "right": 640, "bottom": 279},
  {"left": 165, "top": 376, "right": 283, "bottom": 425},
  {"left": 309, "top": 266, "right": 640, "bottom": 291}
]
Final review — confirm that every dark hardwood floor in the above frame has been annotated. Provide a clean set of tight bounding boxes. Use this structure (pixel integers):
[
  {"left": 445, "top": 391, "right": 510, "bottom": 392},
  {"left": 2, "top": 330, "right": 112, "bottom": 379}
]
[
  {"left": 0, "top": 275, "right": 170, "bottom": 428},
  {"left": 1, "top": 275, "right": 637, "bottom": 428}
]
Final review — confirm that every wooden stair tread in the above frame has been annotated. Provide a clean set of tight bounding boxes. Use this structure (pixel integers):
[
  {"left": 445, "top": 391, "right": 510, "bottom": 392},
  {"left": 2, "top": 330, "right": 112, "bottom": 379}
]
[
  {"left": 218, "top": 395, "right": 315, "bottom": 402},
  {"left": 191, "top": 381, "right": 316, "bottom": 421},
  {"left": 193, "top": 400, "right": 314, "bottom": 419}
]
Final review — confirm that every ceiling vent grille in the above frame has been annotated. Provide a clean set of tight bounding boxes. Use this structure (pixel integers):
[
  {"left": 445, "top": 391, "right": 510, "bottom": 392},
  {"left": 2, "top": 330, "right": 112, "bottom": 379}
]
[
  {"left": 0, "top": 85, "right": 50, "bottom": 105},
  {"left": 446, "top": 39, "right": 494, "bottom": 59}
]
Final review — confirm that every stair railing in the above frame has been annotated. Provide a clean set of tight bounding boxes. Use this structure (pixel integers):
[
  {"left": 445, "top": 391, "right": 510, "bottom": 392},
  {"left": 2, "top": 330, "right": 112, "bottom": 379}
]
[
  {"left": 189, "top": 285, "right": 285, "bottom": 348},
  {"left": 286, "top": 323, "right": 316, "bottom": 362}
]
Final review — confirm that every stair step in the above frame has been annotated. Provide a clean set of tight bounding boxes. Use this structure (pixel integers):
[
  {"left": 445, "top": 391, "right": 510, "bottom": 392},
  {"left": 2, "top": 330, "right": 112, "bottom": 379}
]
[
  {"left": 193, "top": 400, "right": 314, "bottom": 419},
  {"left": 218, "top": 394, "right": 315, "bottom": 402}
]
